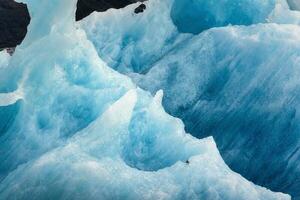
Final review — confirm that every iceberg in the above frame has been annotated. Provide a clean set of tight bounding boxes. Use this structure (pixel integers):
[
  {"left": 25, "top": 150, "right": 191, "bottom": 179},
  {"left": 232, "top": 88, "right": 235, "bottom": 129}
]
[
  {"left": 81, "top": 0, "right": 300, "bottom": 199},
  {"left": 0, "top": 0, "right": 291, "bottom": 199}
]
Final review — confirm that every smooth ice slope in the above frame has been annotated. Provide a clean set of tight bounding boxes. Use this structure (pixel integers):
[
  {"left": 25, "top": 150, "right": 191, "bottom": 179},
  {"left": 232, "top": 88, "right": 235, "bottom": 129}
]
[
  {"left": 0, "top": 51, "right": 10, "bottom": 69},
  {"left": 0, "top": 0, "right": 290, "bottom": 199},
  {"left": 170, "top": 0, "right": 278, "bottom": 34},
  {"left": 81, "top": 0, "right": 300, "bottom": 199}
]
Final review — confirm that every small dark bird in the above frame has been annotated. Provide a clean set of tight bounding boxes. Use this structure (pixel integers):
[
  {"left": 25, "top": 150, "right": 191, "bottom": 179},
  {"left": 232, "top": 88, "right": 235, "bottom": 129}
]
[
  {"left": 134, "top": 3, "right": 146, "bottom": 14},
  {"left": 185, "top": 160, "right": 190, "bottom": 165}
]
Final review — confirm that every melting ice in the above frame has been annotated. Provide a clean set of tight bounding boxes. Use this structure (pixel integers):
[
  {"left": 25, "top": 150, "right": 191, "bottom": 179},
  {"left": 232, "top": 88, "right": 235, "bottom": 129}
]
[
  {"left": 81, "top": 0, "right": 300, "bottom": 199},
  {"left": 0, "top": 0, "right": 296, "bottom": 199}
]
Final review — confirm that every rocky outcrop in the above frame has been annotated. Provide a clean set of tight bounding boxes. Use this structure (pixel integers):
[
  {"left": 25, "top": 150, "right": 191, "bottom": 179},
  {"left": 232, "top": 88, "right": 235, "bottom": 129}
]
[
  {"left": 76, "top": 0, "right": 141, "bottom": 21},
  {"left": 0, "top": 0, "right": 29, "bottom": 49}
]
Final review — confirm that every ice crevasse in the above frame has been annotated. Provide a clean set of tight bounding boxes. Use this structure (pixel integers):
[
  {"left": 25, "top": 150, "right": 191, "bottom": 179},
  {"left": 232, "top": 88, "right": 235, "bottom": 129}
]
[
  {"left": 0, "top": 0, "right": 291, "bottom": 199},
  {"left": 81, "top": 0, "right": 300, "bottom": 199}
]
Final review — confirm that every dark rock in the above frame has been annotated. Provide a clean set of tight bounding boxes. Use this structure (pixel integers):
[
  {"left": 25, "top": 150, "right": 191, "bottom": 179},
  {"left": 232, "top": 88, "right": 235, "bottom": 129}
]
[
  {"left": 76, "top": 0, "right": 141, "bottom": 21},
  {"left": 134, "top": 3, "right": 146, "bottom": 14},
  {"left": 0, "top": 0, "right": 30, "bottom": 49}
]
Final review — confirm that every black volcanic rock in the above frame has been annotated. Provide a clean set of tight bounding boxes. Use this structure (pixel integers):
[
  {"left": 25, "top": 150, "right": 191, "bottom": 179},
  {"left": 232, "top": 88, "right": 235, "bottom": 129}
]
[
  {"left": 0, "top": 0, "right": 142, "bottom": 49},
  {"left": 0, "top": 0, "right": 30, "bottom": 49},
  {"left": 76, "top": 0, "right": 141, "bottom": 21},
  {"left": 134, "top": 3, "right": 146, "bottom": 14}
]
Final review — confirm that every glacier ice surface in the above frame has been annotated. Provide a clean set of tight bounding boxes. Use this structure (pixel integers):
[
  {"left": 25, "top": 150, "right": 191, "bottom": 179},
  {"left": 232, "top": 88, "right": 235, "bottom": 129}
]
[
  {"left": 0, "top": 0, "right": 292, "bottom": 199},
  {"left": 81, "top": 0, "right": 300, "bottom": 199},
  {"left": 287, "top": 0, "right": 300, "bottom": 10},
  {"left": 0, "top": 51, "right": 10, "bottom": 69},
  {"left": 170, "top": 0, "right": 278, "bottom": 34}
]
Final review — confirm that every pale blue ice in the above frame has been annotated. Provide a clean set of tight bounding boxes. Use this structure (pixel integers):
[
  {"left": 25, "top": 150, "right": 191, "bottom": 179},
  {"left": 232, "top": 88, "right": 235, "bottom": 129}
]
[
  {"left": 0, "top": 0, "right": 292, "bottom": 199},
  {"left": 81, "top": 0, "right": 300, "bottom": 199}
]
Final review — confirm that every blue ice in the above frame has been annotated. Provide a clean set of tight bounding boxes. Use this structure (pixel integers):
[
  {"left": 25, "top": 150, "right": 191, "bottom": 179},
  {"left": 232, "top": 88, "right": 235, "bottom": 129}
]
[
  {"left": 0, "top": 0, "right": 292, "bottom": 199},
  {"left": 82, "top": 0, "right": 300, "bottom": 199}
]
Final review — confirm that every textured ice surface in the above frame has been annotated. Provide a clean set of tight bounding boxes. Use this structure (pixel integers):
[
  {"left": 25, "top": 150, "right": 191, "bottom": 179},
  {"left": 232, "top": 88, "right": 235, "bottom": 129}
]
[
  {"left": 81, "top": 0, "right": 190, "bottom": 74},
  {"left": 170, "top": 0, "right": 279, "bottom": 34},
  {"left": 288, "top": 0, "right": 300, "bottom": 10},
  {"left": 0, "top": 51, "right": 10, "bottom": 69},
  {"left": 82, "top": 0, "right": 300, "bottom": 199},
  {"left": 0, "top": 0, "right": 290, "bottom": 199},
  {"left": 0, "top": 88, "right": 288, "bottom": 200},
  {"left": 269, "top": 4, "right": 300, "bottom": 24}
]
